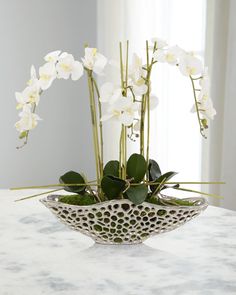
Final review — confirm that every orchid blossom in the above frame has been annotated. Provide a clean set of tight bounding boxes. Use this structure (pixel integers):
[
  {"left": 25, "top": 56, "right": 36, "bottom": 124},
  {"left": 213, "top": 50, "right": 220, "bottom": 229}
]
[
  {"left": 56, "top": 53, "right": 83, "bottom": 80},
  {"left": 101, "top": 97, "right": 138, "bottom": 127},
  {"left": 82, "top": 47, "right": 107, "bottom": 75},
  {"left": 15, "top": 105, "right": 41, "bottom": 133}
]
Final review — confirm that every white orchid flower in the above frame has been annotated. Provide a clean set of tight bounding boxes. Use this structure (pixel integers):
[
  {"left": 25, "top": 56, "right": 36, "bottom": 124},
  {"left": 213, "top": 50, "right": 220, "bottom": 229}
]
[
  {"left": 200, "top": 98, "right": 216, "bottom": 120},
  {"left": 56, "top": 53, "right": 83, "bottom": 80},
  {"left": 82, "top": 47, "right": 107, "bottom": 75},
  {"left": 129, "top": 53, "right": 143, "bottom": 81},
  {"left": 132, "top": 84, "right": 148, "bottom": 96},
  {"left": 132, "top": 96, "right": 159, "bottom": 133},
  {"left": 15, "top": 85, "right": 40, "bottom": 109},
  {"left": 191, "top": 100, "right": 216, "bottom": 121},
  {"left": 71, "top": 61, "right": 84, "bottom": 80},
  {"left": 136, "top": 95, "right": 159, "bottom": 117},
  {"left": 191, "top": 89, "right": 216, "bottom": 120},
  {"left": 199, "top": 67, "right": 210, "bottom": 93},
  {"left": 191, "top": 67, "right": 215, "bottom": 120},
  {"left": 150, "top": 38, "right": 168, "bottom": 49},
  {"left": 198, "top": 90, "right": 216, "bottom": 120},
  {"left": 15, "top": 92, "right": 28, "bottom": 110},
  {"left": 129, "top": 53, "right": 147, "bottom": 95},
  {"left": 178, "top": 53, "right": 203, "bottom": 76},
  {"left": 39, "top": 62, "right": 57, "bottom": 90},
  {"left": 27, "top": 65, "right": 40, "bottom": 88},
  {"left": 15, "top": 105, "right": 41, "bottom": 132},
  {"left": 44, "top": 50, "right": 61, "bottom": 63},
  {"left": 101, "top": 97, "right": 138, "bottom": 126},
  {"left": 153, "top": 46, "right": 184, "bottom": 65},
  {"left": 99, "top": 82, "right": 122, "bottom": 104}
]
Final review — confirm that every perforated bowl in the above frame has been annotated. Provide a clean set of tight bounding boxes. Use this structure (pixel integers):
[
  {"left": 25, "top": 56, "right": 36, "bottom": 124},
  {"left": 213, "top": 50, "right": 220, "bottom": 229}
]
[{"left": 40, "top": 195, "right": 208, "bottom": 245}]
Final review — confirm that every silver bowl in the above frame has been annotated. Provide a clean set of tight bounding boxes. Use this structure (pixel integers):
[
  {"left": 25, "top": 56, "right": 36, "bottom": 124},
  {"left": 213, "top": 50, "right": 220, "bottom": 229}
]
[{"left": 40, "top": 195, "right": 208, "bottom": 245}]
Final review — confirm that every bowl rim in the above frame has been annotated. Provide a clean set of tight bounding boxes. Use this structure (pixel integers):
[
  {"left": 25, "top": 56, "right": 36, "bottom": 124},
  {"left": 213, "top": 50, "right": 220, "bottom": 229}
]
[{"left": 40, "top": 194, "right": 208, "bottom": 211}]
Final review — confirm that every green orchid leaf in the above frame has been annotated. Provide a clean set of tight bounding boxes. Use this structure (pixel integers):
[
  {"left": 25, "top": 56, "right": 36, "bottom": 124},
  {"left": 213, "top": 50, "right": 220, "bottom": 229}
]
[
  {"left": 148, "top": 159, "right": 162, "bottom": 192},
  {"left": 103, "top": 160, "right": 120, "bottom": 177},
  {"left": 146, "top": 195, "right": 161, "bottom": 205},
  {"left": 148, "top": 159, "right": 162, "bottom": 180},
  {"left": 127, "top": 153, "right": 147, "bottom": 183},
  {"left": 101, "top": 175, "right": 126, "bottom": 199},
  {"left": 161, "top": 183, "right": 180, "bottom": 190},
  {"left": 59, "top": 171, "right": 86, "bottom": 193},
  {"left": 152, "top": 171, "right": 178, "bottom": 195},
  {"left": 125, "top": 184, "right": 148, "bottom": 205}
]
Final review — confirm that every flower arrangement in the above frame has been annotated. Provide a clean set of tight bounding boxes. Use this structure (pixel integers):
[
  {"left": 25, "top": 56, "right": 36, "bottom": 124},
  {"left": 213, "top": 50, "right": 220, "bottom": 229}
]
[{"left": 13, "top": 39, "right": 220, "bottom": 205}]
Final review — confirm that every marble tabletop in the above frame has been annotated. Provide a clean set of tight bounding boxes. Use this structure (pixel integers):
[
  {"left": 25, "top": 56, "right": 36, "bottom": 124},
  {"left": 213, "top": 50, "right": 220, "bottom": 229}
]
[{"left": 1, "top": 189, "right": 236, "bottom": 295}]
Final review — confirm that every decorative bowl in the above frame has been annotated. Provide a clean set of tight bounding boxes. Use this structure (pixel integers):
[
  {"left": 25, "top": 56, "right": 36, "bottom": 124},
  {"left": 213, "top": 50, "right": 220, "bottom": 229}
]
[{"left": 40, "top": 195, "right": 208, "bottom": 245}]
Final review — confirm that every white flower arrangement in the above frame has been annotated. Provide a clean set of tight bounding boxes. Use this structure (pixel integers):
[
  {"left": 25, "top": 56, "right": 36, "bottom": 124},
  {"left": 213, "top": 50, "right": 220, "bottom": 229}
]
[{"left": 13, "top": 39, "right": 222, "bottom": 205}]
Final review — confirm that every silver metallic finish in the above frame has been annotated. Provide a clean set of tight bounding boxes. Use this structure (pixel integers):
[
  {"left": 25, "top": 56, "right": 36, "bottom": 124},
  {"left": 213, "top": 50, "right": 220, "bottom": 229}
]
[{"left": 40, "top": 195, "right": 208, "bottom": 244}]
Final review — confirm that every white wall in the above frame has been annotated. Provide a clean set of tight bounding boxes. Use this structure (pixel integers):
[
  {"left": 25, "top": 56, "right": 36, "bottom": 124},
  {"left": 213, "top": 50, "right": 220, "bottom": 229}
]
[{"left": 0, "top": 0, "right": 97, "bottom": 188}]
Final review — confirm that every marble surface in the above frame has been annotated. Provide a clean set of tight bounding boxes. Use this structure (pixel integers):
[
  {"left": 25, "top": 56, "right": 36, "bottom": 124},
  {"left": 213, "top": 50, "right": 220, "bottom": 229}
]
[{"left": 1, "top": 190, "right": 236, "bottom": 295}]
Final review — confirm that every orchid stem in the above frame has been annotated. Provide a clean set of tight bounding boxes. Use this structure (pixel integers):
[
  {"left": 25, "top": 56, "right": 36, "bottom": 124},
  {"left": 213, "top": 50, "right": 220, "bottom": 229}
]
[
  {"left": 14, "top": 189, "right": 63, "bottom": 202},
  {"left": 92, "top": 76, "right": 104, "bottom": 179},
  {"left": 87, "top": 70, "right": 101, "bottom": 192},
  {"left": 123, "top": 40, "right": 129, "bottom": 178},
  {"left": 119, "top": 41, "right": 126, "bottom": 179},
  {"left": 190, "top": 76, "right": 206, "bottom": 138},
  {"left": 10, "top": 181, "right": 225, "bottom": 191},
  {"left": 146, "top": 40, "right": 150, "bottom": 167},
  {"left": 174, "top": 187, "right": 223, "bottom": 199}
]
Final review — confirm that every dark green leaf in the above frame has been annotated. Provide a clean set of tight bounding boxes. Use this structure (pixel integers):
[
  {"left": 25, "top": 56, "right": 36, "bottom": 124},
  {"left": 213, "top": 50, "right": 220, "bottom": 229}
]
[
  {"left": 127, "top": 153, "right": 147, "bottom": 183},
  {"left": 146, "top": 195, "right": 161, "bottom": 205},
  {"left": 59, "top": 171, "right": 86, "bottom": 193},
  {"left": 103, "top": 160, "right": 120, "bottom": 177},
  {"left": 148, "top": 159, "right": 161, "bottom": 180},
  {"left": 148, "top": 159, "right": 162, "bottom": 192},
  {"left": 125, "top": 184, "right": 148, "bottom": 205},
  {"left": 101, "top": 175, "right": 126, "bottom": 199},
  {"left": 161, "top": 183, "right": 180, "bottom": 190},
  {"left": 152, "top": 171, "right": 178, "bottom": 194}
]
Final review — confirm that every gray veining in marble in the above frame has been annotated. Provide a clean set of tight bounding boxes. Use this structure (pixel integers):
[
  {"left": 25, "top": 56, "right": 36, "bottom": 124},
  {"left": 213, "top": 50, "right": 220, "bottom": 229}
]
[{"left": 1, "top": 190, "right": 236, "bottom": 295}]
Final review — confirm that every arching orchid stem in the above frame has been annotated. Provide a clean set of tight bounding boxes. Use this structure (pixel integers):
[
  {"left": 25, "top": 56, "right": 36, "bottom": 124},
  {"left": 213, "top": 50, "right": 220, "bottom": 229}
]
[
  {"left": 16, "top": 138, "right": 28, "bottom": 149},
  {"left": 191, "top": 76, "right": 203, "bottom": 80},
  {"left": 16, "top": 101, "right": 38, "bottom": 149},
  {"left": 190, "top": 76, "right": 207, "bottom": 138}
]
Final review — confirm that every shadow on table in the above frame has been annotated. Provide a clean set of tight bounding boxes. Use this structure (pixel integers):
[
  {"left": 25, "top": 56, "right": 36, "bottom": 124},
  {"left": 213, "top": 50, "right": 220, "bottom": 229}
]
[{"left": 80, "top": 242, "right": 179, "bottom": 266}]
